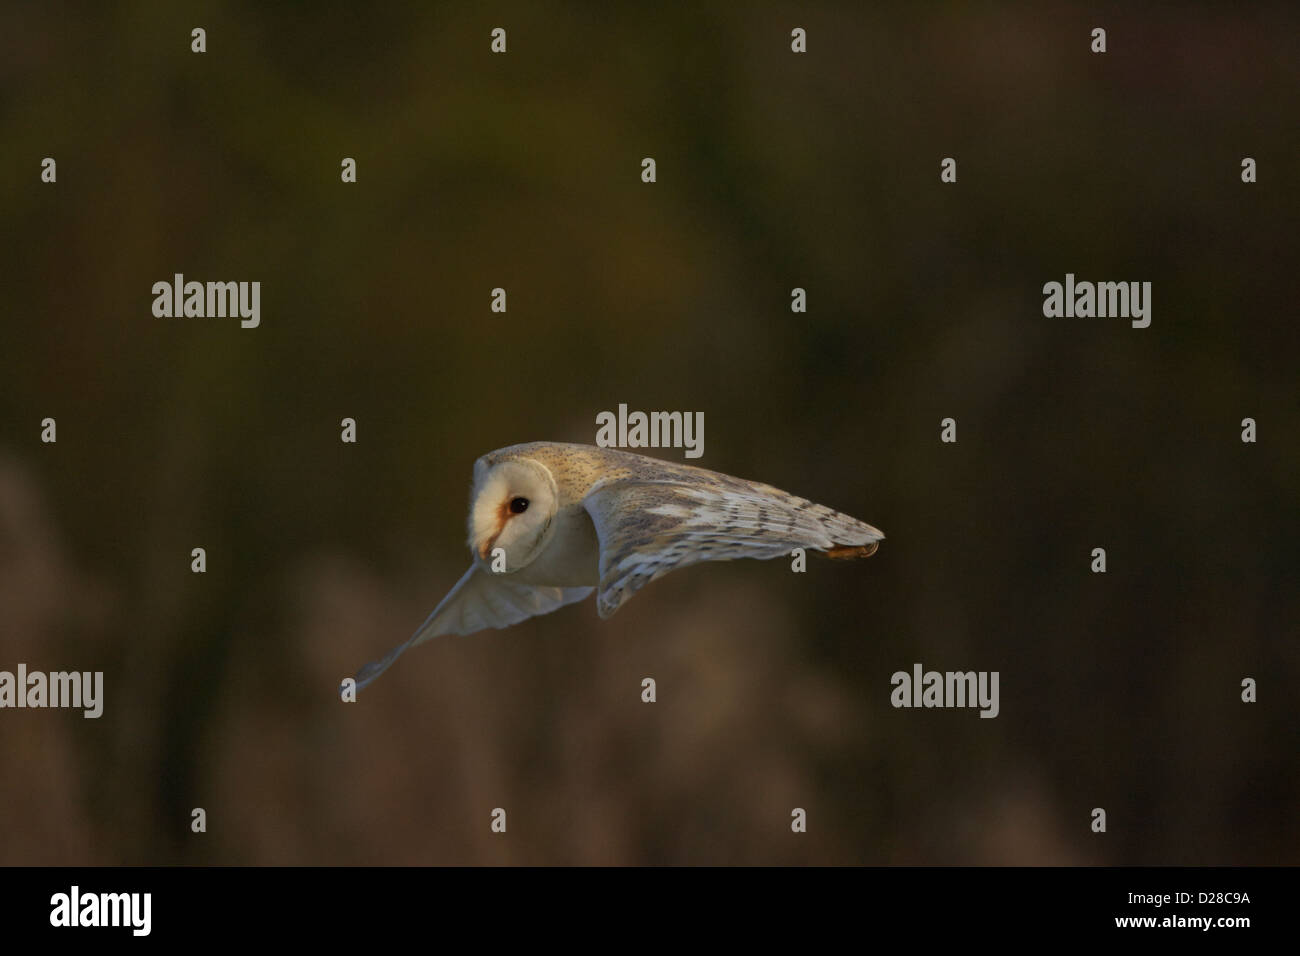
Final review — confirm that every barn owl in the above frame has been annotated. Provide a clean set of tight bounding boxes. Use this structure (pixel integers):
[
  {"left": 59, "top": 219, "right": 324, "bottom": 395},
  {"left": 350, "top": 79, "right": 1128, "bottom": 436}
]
[{"left": 349, "top": 442, "right": 883, "bottom": 692}]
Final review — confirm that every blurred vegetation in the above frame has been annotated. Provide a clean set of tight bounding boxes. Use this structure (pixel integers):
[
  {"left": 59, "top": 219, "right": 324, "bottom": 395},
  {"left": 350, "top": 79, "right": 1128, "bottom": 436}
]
[{"left": 0, "top": 2, "right": 1296, "bottom": 864}]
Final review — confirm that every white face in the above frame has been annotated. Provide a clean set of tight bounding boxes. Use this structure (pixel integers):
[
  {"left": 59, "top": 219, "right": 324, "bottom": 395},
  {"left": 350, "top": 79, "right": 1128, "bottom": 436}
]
[{"left": 467, "top": 457, "right": 558, "bottom": 572}]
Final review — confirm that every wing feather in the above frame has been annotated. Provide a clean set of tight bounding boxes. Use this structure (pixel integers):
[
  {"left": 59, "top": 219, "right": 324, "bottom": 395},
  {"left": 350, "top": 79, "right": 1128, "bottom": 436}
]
[
  {"left": 348, "top": 565, "right": 593, "bottom": 693},
  {"left": 582, "top": 475, "right": 882, "bottom": 619}
]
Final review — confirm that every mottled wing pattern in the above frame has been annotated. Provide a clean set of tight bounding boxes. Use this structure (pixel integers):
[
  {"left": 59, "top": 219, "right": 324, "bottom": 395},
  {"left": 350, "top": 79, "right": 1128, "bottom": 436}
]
[
  {"left": 351, "top": 565, "right": 593, "bottom": 692},
  {"left": 582, "top": 473, "right": 883, "bottom": 619}
]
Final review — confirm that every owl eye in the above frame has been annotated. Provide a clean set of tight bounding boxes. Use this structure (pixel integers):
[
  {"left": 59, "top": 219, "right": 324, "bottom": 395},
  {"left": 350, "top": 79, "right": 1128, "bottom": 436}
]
[{"left": 509, "top": 497, "right": 530, "bottom": 514}]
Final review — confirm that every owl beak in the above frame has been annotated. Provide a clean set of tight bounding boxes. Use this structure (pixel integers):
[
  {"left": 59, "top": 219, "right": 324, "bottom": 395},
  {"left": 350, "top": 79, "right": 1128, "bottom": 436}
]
[{"left": 478, "top": 504, "right": 511, "bottom": 560}]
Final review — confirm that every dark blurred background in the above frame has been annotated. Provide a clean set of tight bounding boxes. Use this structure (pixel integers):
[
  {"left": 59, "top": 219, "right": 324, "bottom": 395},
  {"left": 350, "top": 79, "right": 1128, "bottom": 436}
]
[{"left": 1, "top": 2, "right": 1296, "bottom": 865}]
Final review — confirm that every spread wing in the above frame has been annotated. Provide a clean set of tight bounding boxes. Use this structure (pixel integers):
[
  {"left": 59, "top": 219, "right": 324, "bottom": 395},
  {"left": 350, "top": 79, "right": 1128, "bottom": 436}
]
[
  {"left": 348, "top": 565, "right": 593, "bottom": 693},
  {"left": 582, "top": 476, "right": 883, "bottom": 619}
]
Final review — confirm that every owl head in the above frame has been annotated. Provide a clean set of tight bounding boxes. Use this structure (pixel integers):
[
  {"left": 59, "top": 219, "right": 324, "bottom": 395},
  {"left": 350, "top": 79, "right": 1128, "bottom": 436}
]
[{"left": 467, "top": 454, "right": 558, "bottom": 572}]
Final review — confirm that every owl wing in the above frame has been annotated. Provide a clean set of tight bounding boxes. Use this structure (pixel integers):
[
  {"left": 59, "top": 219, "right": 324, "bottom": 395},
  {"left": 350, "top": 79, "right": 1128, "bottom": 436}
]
[
  {"left": 581, "top": 474, "right": 883, "bottom": 619},
  {"left": 349, "top": 565, "right": 593, "bottom": 692}
]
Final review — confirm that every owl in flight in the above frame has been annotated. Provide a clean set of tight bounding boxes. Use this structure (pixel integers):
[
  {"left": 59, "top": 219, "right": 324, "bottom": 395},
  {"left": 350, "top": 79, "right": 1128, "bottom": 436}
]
[{"left": 350, "top": 442, "right": 883, "bottom": 691}]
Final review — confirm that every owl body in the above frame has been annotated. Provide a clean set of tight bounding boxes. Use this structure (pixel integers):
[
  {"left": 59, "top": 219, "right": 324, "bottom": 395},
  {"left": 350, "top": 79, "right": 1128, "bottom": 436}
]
[
  {"left": 503, "top": 495, "right": 599, "bottom": 588},
  {"left": 350, "top": 442, "right": 883, "bottom": 691}
]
